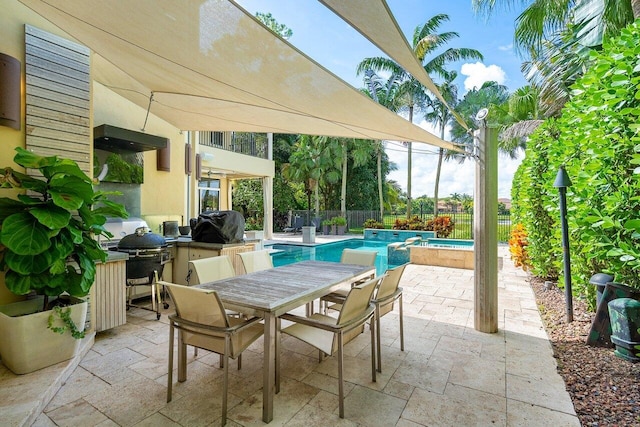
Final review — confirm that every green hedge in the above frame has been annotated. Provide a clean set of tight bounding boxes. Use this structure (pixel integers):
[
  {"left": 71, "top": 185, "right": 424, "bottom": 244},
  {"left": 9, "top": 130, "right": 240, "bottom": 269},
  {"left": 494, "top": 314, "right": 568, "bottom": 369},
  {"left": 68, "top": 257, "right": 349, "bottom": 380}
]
[{"left": 512, "top": 20, "right": 640, "bottom": 309}]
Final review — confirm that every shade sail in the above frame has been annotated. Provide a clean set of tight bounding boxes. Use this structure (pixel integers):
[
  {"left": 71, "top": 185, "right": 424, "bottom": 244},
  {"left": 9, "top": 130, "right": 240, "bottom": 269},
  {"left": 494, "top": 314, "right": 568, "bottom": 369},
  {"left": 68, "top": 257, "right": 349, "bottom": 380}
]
[
  {"left": 320, "top": 0, "right": 470, "bottom": 131},
  {"left": 19, "top": 0, "right": 460, "bottom": 151}
]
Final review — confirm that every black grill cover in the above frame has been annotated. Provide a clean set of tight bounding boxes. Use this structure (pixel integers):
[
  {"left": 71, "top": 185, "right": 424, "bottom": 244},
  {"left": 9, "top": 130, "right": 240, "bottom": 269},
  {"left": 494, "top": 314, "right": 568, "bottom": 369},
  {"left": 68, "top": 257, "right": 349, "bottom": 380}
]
[{"left": 192, "top": 210, "right": 245, "bottom": 244}]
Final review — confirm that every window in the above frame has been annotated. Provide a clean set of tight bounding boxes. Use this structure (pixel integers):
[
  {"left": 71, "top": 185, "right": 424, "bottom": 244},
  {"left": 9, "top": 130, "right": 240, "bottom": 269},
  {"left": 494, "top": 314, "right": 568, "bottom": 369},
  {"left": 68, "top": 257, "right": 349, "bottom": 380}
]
[{"left": 198, "top": 178, "right": 220, "bottom": 213}]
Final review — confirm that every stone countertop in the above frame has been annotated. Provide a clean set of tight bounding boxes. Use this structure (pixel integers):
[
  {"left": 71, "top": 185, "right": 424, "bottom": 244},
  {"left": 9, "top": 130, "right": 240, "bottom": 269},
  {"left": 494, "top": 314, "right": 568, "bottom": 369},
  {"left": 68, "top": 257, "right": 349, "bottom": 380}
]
[
  {"left": 173, "top": 237, "right": 259, "bottom": 249},
  {"left": 104, "top": 250, "right": 128, "bottom": 262}
]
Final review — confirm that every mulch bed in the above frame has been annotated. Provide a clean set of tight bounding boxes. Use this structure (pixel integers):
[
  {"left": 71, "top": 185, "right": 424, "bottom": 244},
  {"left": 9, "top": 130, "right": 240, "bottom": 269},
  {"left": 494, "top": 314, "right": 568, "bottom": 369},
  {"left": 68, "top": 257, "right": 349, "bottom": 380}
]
[{"left": 530, "top": 277, "right": 640, "bottom": 426}]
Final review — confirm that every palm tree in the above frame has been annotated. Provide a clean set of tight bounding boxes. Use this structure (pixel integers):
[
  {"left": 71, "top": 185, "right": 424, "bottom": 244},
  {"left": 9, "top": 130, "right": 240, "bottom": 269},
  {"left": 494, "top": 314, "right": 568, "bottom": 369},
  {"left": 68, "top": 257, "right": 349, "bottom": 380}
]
[
  {"left": 472, "top": 0, "right": 637, "bottom": 54},
  {"left": 357, "top": 14, "right": 482, "bottom": 219},
  {"left": 424, "top": 70, "right": 462, "bottom": 217},
  {"left": 361, "top": 70, "right": 401, "bottom": 219},
  {"left": 473, "top": 0, "right": 639, "bottom": 116}
]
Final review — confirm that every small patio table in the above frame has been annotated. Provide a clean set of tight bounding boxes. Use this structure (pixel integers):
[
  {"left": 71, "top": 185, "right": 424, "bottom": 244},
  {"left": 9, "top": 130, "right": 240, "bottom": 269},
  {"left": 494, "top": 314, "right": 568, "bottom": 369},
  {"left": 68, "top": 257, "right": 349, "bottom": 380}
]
[{"left": 194, "top": 260, "right": 376, "bottom": 423}]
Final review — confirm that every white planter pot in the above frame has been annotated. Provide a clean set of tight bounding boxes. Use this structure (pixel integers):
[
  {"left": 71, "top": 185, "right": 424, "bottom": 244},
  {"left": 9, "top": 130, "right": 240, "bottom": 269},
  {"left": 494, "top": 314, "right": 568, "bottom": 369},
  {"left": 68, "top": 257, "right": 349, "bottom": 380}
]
[{"left": 0, "top": 296, "right": 87, "bottom": 375}]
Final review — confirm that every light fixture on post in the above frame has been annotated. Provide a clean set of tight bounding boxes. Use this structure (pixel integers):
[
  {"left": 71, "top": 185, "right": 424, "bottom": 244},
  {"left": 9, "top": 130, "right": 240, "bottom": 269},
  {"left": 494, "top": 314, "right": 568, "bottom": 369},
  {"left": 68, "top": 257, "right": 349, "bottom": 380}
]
[
  {"left": 554, "top": 165, "right": 573, "bottom": 322},
  {"left": 0, "top": 52, "right": 21, "bottom": 130}
]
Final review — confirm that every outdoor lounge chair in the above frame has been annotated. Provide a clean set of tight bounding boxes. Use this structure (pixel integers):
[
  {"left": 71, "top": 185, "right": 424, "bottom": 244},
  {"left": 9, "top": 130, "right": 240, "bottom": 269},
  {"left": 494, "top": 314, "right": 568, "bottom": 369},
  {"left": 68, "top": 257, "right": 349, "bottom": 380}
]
[{"left": 284, "top": 216, "right": 303, "bottom": 233}]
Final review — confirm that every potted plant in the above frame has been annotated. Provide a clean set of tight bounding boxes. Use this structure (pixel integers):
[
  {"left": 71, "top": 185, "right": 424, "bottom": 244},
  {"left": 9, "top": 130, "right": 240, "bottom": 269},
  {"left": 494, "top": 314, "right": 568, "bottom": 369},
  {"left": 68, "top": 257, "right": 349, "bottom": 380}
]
[
  {"left": 0, "top": 148, "right": 127, "bottom": 374},
  {"left": 333, "top": 216, "right": 347, "bottom": 235},
  {"left": 321, "top": 219, "right": 332, "bottom": 235}
]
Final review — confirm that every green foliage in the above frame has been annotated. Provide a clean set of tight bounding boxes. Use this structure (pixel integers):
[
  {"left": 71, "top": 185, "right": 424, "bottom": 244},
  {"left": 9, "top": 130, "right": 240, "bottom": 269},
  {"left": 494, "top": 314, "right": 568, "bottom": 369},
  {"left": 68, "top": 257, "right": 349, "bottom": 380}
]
[
  {"left": 511, "top": 120, "right": 560, "bottom": 280},
  {"left": 363, "top": 218, "right": 385, "bottom": 229},
  {"left": 425, "top": 216, "right": 455, "bottom": 238},
  {"left": 0, "top": 148, "right": 128, "bottom": 303},
  {"left": 331, "top": 216, "right": 347, "bottom": 226},
  {"left": 104, "top": 153, "right": 143, "bottom": 184},
  {"left": 512, "top": 21, "right": 640, "bottom": 308},
  {"left": 255, "top": 12, "right": 293, "bottom": 39},
  {"left": 48, "top": 305, "right": 85, "bottom": 339}
]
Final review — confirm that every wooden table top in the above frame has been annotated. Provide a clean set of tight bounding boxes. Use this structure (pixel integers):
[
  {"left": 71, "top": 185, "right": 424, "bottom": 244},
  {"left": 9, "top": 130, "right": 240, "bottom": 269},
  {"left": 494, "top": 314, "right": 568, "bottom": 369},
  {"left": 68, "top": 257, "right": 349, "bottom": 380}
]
[{"left": 195, "top": 260, "right": 375, "bottom": 315}]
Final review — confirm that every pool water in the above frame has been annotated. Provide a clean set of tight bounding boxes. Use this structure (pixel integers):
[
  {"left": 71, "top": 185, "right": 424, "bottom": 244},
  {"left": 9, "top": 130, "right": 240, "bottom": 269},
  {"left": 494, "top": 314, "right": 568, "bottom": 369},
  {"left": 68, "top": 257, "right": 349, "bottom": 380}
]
[{"left": 269, "top": 239, "right": 391, "bottom": 275}]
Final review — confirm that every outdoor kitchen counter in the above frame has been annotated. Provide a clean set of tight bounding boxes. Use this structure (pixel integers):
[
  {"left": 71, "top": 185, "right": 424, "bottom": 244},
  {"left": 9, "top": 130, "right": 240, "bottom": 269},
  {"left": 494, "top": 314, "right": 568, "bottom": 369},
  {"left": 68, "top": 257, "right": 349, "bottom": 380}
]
[
  {"left": 105, "top": 250, "right": 129, "bottom": 262},
  {"left": 172, "top": 237, "right": 260, "bottom": 249},
  {"left": 172, "top": 238, "right": 261, "bottom": 284}
]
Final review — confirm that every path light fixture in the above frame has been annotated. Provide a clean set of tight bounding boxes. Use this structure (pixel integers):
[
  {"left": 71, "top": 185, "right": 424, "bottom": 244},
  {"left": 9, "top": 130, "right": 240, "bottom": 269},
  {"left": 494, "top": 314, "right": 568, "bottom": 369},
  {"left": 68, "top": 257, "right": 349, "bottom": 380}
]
[{"left": 554, "top": 165, "right": 573, "bottom": 322}]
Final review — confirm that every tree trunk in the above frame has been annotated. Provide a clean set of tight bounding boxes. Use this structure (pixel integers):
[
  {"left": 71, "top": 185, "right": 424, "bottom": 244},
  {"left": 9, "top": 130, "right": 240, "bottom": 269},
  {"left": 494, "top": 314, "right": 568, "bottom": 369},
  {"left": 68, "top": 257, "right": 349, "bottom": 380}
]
[
  {"left": 406, "top": 105, "right": 414, "bottom": 219},
  {"left": 341, "top": 139, "right": 347, "bottom": 218},
  {"left": 433, "top": 148, "right": 443, "bottom": 217},
  {"left": 377, "top": 141, "right": 384, "bottom": 219},
  {"left": 633, "top": 0, "right": 640, "bottom": 19},
  {"left": 314, "top": 182, "right": 320, "bottom": 223},
  {"left": 433, "top": 121, "right": 446, "bottom": 217}
]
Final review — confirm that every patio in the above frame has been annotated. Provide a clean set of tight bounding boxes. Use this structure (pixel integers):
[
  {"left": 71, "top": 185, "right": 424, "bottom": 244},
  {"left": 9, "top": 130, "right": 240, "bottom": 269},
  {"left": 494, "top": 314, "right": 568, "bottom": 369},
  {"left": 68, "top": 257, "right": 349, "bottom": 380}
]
[{"left": 1, "top": 245, "right": 579, "bottom": 426}]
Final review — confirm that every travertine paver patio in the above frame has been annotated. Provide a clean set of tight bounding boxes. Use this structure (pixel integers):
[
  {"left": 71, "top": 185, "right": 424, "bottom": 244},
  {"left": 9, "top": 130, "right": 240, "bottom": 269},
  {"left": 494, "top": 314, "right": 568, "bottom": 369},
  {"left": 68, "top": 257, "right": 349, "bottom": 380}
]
[{"left": 1, "top": 245, "right": 580, "bottom": 426}]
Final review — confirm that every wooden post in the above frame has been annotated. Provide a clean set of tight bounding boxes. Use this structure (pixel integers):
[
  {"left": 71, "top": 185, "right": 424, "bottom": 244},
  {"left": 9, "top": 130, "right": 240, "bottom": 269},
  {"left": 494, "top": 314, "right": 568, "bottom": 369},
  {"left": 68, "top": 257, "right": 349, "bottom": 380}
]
[{"left": 474, "top": 125, "right": 498, "bottom": 333}]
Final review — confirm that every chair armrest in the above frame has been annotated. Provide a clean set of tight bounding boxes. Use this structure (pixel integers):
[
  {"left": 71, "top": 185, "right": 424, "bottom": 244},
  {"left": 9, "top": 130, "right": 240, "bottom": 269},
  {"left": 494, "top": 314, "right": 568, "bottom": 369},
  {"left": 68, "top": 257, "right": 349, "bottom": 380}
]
[
  {"left": 170, "top": 314, "right": 263, "bottom": 335},
  {"left": 281, "top": 304, "right": 375, "bottom": 333}
]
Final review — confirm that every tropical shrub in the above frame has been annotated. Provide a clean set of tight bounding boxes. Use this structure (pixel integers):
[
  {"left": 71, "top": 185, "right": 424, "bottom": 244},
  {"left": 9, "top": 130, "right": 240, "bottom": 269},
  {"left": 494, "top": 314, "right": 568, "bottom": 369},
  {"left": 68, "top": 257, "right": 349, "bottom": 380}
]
[
  {"left": 508, "top": 223, "right": 531, "bottom": 270},
  {"left": 425, "top": 216, "right": 454, "bottom": 237},
  {"left": 363, "top": 218, "right": 384, "bottom": 229},
  {"left": 393, "top": 218, "right": 408, "bottom": 230}
]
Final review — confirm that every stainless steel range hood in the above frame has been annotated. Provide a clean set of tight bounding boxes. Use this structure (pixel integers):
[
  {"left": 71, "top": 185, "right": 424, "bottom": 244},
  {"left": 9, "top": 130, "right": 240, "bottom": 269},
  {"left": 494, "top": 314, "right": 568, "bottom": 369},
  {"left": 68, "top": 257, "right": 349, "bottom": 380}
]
[{"left": 94, "top": 124, "right": 168, "bottom": 153}]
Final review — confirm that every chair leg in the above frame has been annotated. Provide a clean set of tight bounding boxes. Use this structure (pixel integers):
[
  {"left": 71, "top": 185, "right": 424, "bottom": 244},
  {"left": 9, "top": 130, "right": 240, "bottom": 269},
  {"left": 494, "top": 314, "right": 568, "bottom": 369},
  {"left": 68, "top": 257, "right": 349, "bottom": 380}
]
[
  {"left": 370, "top": 315, "right": 377, "bottom": 382},
  {"left": 337, "top": 332, "right": 345, "bottom": 419},
  {"left": 222, "top": 336, "right": 230, "bottom": 426},
  {"left": 376, "top": 304, "right": 382, "bottom": 373},
  {"left": 237, "top": 354, "right": 242, "bottom": 370},
  {"left": 399, "top": 295, "right": 404, "bottom": 352},
  {"left": 178, "top": 332, "right": 187, "bottom": 382},
  {"left": 167, "top": 322, "right": 175, "bottom": 402}
]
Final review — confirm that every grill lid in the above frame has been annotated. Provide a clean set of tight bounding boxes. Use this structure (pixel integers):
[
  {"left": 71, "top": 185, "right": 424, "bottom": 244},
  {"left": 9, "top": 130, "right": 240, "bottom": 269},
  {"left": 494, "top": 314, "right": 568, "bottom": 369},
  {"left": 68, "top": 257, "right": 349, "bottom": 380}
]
[{"left": 117, "top": 227, "right": 167, "bottom": 250}]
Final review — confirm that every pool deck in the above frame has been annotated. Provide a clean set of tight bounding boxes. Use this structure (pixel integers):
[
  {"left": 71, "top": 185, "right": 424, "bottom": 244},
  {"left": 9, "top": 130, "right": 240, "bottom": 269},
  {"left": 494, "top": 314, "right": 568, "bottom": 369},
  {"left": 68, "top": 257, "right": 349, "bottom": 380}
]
[{"left": 0, "top": 235, "right": 579, "bottom": 426}]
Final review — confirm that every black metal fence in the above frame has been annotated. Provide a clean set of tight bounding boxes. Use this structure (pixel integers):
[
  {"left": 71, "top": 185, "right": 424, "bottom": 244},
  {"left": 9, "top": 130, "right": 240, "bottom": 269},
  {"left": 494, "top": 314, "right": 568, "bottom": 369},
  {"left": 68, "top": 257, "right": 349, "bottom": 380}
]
[{"left": 285, "top": 210, "right": 512, "bottom": 242}]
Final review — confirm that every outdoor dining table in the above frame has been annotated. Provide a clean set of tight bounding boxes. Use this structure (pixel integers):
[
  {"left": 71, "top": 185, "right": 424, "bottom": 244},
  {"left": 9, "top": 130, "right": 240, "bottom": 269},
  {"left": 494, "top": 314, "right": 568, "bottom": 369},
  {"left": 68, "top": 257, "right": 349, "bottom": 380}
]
[{"left": 194, "top": 260, "right": 376, "bottom": 423}]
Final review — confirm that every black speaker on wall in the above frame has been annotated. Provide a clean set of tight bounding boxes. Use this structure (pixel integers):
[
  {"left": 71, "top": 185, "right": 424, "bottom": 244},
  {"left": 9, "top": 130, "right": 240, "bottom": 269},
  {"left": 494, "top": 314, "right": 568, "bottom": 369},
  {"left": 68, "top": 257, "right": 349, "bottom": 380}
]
[{"left": 0, "top": 53, "right": 21, "bottom": 131}]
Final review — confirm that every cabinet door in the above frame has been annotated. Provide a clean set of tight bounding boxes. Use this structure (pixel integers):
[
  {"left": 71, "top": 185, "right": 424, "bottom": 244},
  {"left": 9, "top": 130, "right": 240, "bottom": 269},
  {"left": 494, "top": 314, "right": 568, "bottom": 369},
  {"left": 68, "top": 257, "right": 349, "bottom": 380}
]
[
  {"left": 174, "top": 247, "right": 220, "bottom": 285},
  {"left": 94, "top": 260, "right": 127, "bottom": 331}
]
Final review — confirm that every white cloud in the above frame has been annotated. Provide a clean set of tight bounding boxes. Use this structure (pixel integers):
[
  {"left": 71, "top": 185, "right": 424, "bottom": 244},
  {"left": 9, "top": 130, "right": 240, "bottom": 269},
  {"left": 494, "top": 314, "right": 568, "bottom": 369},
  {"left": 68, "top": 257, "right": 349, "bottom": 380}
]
[
  {"left": 460, "top": 62, "right": 506, "bottom": 92},
  {"left": 498, "top": 44, "right": 513, "bottom": 51},
  {"left": 386, "top": 145, "right": 522, "bottom": 200}
]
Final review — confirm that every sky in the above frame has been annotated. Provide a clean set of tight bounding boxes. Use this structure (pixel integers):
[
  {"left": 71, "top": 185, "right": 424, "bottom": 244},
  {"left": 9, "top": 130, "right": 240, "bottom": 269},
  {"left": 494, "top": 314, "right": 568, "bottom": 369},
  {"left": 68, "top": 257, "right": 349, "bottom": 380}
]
[{"left": 235, "top": 0, "right": 528, "bottom": 199}]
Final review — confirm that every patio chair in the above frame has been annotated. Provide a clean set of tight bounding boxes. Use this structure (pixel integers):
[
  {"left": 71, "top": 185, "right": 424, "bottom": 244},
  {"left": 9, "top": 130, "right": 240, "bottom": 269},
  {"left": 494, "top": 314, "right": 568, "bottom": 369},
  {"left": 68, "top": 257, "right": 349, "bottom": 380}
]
[
  {"left": 187, "top": 255, "right": 241, "bottom": 358},
  {"left": 279, "top": 276, "right": 380, "bottom": 418},
  {"left": 238, "top": 249, "right": 273, "bottom": 274},
  {"left": 321, "top": 263, "right": 407, "bottom": 372},
  {"left": 320, "top": 248, "right": 377, "bottom": 312},
  {"left": 283, "top": 216, "right": 303, "bottom": 233},
  {"left": 161, "top": 281, "right": 264, "bottom": 427},
  {"left": 187, "top": 255, "right": 235, "bottom": 285}
]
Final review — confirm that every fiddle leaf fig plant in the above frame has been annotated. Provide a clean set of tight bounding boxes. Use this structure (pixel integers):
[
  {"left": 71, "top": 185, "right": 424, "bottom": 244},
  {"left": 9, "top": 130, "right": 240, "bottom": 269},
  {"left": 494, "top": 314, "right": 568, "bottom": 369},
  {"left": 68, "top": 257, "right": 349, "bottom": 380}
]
[{"left": 0, "top": 147, "right": 128, "bottom": 310}]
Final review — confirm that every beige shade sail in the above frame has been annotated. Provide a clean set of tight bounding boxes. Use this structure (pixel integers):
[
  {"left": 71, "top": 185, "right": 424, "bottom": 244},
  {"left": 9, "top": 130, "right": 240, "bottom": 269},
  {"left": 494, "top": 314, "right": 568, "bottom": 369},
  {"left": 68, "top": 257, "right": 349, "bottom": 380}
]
[
  {"left": 320, "top": 0, "right": 470, "bottom": 131},
  {"left": 19, "top": 0, "right": 460, "bottom": 151}
]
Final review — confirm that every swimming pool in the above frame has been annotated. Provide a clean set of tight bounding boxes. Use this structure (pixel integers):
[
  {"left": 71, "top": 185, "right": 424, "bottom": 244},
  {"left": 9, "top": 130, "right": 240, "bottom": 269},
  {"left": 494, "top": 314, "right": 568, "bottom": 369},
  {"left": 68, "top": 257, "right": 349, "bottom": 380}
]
[{"left": 269, "top": 239, "right": 391, "bottom": 275}]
